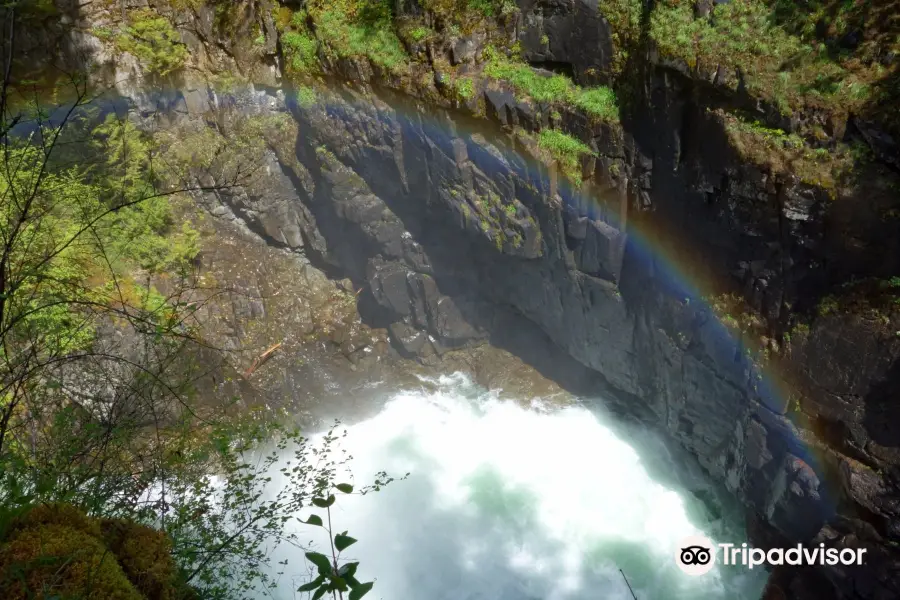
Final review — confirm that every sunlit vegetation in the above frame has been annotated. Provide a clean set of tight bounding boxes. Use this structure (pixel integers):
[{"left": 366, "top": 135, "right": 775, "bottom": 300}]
[
  {"left": 537, "top": 129, "right": 595, "bottom": 185},
  {"left": 596, "top": 0, "right": 643, "bottom": 74},
  {"left": 454, "top": 76, "right": 476, "bottom": 99},
  {"left": 295, "top": 84, "right": 319, "bottom": 107},
  {"left": 418, "top": 0, "right": 518, "bottom": 30},
  {"left": 572, "top": 85, "right": 620, "bottom": 122},
  {"left": 114, "top": 9, "right": 188, "bottom": 76},
  {"left": 717, "top": 109, "right": 856, "bottom": 191},
  {"left": 302, "top": 0, "right": 409, "bottom": 73},
  {"left": 482, "top": 47, "right": 621, "bottom": 122},
  {"left": 648, "top": 0, "right": 890, "bottom": 117}
]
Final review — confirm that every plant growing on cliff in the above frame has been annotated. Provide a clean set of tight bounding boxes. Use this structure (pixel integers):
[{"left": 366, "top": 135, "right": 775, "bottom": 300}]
[
  {"left": 116, "top": 9, "right": 189, "bottom": 76},
  {"left": 648, "top": 0, "right": 883, "bottom": 118},
  {"left": 573, "top": 86, "right": 620, "bottom": 122},
  {"left": 719, "top": 109, "right": 850, "bottom": 190},
  {"left": 538, "top": 129, "right": 595, "bottom": 185},
  {"left": 454, "top": 76, "right": 476, "bottom": 100},
  {"left": 482, "top": 48, "right": 621, "bottom": 122},
  {"left": 305, "top": 0, "right": 409, "bottom": 73},
  {"left": 483, "top": 50, "right": 573, "bottom": 103},
  {"left": 283, "top": 31, "right": 321, "bottom": 73}
]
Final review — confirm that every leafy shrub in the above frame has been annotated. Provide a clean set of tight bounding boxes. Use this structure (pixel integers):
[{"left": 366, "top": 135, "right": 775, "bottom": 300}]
[
  {"left": 116, "top": 9, "right": 188, "bottom": 76},
  {"left": 420, "top": 0, "right": 518, "bottom": 25},
  {"left": 597, "top": 0, "right": 643, "bottom": 73},
  {"left": 409, "top": 26, "right": 431, "bottom": 42},
  {"left": 311, "top": 4, "right": 409, "bottom": 73}
]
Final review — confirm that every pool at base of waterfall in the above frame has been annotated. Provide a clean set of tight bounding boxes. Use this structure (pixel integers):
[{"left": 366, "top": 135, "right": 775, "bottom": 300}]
[{"left": 263, "top": 373, "right": 767, "bottom": 600}]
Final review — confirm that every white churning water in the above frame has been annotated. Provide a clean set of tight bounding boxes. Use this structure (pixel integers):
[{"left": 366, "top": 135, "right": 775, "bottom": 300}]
[{"left": 265, "top": 373, "right": 766, "bottom": 600}]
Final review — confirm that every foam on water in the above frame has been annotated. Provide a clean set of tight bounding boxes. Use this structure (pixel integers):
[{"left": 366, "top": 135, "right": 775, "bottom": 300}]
[{"left": 265, "top": 373, "right": 765, "bottom": 599}]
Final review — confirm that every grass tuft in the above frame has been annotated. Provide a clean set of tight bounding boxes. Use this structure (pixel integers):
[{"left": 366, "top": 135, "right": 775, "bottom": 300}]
[{"left": 538, "top": 130, "right": 595, "bottom": 185}]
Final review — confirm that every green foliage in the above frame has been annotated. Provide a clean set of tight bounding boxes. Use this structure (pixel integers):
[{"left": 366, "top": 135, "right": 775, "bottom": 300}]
[
  {"left": 483, "top": 51, "right": 573, "bottom": 103},
  {"left": 467, "top": 0, "right": 499, "bottom": 17},
  {"left": 116, "top": 9, "right": 188, "bottom": 76},
  {"left": 307, "top": 0, "right": 409, "bottom": 73},
  {"left": 818, "top": 295, "right": 840, "bottom": 316},
  {"left": 454, "top": 76, "right": 476, "bottom": 100},
  {"left": 292, "top": 425, "right": 405, "bottom": 600},
  {"left": 295, "top": 84, "right": 319, "bottom": 108},
  {"left": 169, "top": 0, "right": 205, "bottom": 10},
  {"left": 283, "top": 31, "right": 320, "bottom": 72},
  {"left": 0, "top": 98, "right": 346, "bottom": 600},
  {"left": 90, "top": 116, "right": 200, "bottom": 273},
  {"left": 719, "top": 109, "right": 850, "bottom": 190},
  {"left": 573, "top": 86, "right": 619, "bottom": 121},
  {"left": 596, "top": 0, "right": 642, "bottom": 73},
  {"left": 297, "top": 482, "right": 373, "bottom": 600},
  {"left": 419, "top": 0, "right": 518, "bottom": 26},
  {"left": 483, "top": 49, "right": 620, "bottom": 122},
  {"left": 538, "top": 129, "right": 595, "bottom": 185},
  {"left": 409, "top": 26, "right": 431, "bottom": 42},
  {"left": 649, "top": 0, "right": 880, "bottom": 115}
]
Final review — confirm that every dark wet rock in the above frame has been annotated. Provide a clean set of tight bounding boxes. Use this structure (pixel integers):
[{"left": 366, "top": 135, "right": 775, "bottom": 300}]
[
  {"left": 851, "top": 117, "right": 899, "bottom": 169},
  {"left": 388, "top": 322, "right": 428, "bottom": 356},
  {"left": 517, "top": 0, "right": 614, "bottom": 84},
  {"left": 484, "top": 86, "right": 518, "bottom": 128}
]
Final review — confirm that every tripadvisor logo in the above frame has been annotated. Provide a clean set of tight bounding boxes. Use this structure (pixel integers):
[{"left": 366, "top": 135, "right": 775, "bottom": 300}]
[{"left": 674, "top": 535, "right": 867, "bottom": 576}]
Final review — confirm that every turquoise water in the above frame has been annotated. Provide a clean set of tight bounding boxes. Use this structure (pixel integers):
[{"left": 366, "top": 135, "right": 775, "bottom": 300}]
[{"left": 264, "top": 373, "right": 766, "bottom": 599}]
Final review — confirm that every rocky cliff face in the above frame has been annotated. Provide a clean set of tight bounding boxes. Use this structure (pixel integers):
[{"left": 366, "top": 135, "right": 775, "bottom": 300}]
[
  {"left": 14, "top": 0, "right": 900, "bottom": 597},
  {"left": 233, "top": 80, "right": 900, "bottom": 599}
]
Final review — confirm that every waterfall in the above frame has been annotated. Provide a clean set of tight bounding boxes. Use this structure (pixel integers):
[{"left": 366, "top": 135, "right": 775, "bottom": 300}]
[{"left": 264, "top": 373, "right": 766, "bottom": 599}]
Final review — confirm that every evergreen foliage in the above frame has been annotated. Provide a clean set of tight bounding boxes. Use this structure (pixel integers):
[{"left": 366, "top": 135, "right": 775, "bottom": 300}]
[{"left": 116, "top": 9, "right": 188, "bottom": 76}]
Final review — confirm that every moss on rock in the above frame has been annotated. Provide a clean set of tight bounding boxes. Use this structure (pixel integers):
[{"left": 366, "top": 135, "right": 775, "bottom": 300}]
[
  {"left": 102, "top": 519, "right": 177, "bottom": 600},
  {"left": 0, "top": 504, "right": 181, "bottom": 600},
  {"left": 0, "top": 523, "right": 142, "bottom": 599}
]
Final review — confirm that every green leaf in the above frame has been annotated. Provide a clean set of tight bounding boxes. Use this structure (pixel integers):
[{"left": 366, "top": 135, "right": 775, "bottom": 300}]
[
  {"left": 303, "top": 514, "right": 324, "bottom": 526},
  {"left": 332, "top": 576, "right": 349, "bottom": 592},
  {"left": 297, "top": 575, "right": 325, "bottom": 592},
  {"left": 349, "top": 581, "right": 374, "bottom": 600},
  {"left": 304, "top": 551, "right": 333, "bottom": 575},
  {"left": 335, "top": 482, "right": 353, "bottom": 493},
  {"left": 334, "top": 533, "right": 357, "bottom": 552},
  {"left": 337, "top": 562, "right": 359, "bottom": 578},
  {"left": 312, "top": 586, "right": 328, "bottom": 600},
  {"left": 311, "top": 495, "right": 335, "bottom": 508}
]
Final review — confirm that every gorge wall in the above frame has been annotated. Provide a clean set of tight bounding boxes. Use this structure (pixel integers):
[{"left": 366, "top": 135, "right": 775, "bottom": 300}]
[{"left": 11, "top": 0, "right": 900, "bottom": 598}]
